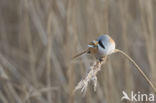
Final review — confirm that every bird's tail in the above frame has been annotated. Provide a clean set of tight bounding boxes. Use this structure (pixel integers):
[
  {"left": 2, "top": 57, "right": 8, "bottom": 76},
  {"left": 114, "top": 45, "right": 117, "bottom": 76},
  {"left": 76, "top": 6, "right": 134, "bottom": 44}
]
[{"left": 72, "top": 49, "right": 88, "bottom": 60}]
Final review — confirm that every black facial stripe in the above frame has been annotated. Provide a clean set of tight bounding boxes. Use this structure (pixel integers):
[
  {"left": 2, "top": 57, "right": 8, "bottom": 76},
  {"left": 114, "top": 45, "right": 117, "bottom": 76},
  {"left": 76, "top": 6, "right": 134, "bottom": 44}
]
[{"left": 98, "top": 40, "right": 105, "bottom": 49}]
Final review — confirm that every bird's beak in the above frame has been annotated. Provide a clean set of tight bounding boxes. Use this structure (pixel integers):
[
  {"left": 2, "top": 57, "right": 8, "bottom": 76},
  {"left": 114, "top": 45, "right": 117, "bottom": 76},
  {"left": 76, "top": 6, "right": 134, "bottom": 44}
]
[
  {"left": 93, "top": 40, "right": 98, "bottom": 46},
  {"left": 88, "top": 40, "right": 98, "bottom": 47}
]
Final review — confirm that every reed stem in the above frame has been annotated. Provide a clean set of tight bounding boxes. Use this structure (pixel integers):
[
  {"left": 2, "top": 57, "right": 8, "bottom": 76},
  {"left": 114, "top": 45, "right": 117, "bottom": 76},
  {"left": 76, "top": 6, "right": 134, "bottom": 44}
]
[
  {"left": 72, "top": 50, "right": 88, "bottom": 60},
  {"left": 115, "top": 49, "right": 156, "bottom": 94}
]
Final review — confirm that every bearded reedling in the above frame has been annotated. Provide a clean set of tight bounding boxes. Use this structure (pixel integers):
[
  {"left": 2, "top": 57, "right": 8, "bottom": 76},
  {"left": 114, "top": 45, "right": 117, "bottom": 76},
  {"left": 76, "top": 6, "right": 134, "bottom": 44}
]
[{"left": 73, "top": 34, "right": 156, "bottom": 95}]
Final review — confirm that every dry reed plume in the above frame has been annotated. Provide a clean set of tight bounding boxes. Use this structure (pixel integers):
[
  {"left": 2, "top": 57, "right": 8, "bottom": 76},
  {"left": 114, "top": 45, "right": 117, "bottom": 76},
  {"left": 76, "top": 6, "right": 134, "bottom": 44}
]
[
  {"left": 0, "top": 0, "right": 156, "bottom": 103},
  {"left": 74, "top": 49, "right": 156, "bottom": 95},
  {"left": 74, "top": 56, "right": 107, "bottom": 95}
]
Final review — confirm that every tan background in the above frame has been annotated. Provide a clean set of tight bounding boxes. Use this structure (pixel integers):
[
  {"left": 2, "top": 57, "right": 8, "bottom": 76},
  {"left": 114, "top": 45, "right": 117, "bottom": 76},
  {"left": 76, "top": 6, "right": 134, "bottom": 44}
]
[{"left": 0, "top": 0, "right": 156, "bottom": 103}]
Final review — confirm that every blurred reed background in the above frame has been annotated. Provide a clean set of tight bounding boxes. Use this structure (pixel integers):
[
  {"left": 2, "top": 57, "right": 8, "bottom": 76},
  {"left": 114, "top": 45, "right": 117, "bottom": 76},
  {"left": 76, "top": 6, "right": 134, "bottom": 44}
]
[{"left": 0, "top": 0, "right": 156, "bottom": 103}]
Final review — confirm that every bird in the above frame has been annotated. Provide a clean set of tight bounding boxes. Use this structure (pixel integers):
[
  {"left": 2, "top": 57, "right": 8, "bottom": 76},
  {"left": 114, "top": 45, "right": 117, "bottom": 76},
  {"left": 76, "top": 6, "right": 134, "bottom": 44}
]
[{"left": 73, "top": 34, "right": 115, "bottom": 61}]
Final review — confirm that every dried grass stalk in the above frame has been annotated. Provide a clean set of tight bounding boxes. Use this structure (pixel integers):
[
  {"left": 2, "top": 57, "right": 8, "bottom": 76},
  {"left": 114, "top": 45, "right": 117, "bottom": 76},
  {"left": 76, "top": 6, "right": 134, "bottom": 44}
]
[
  {"left": 74, "top": 56, "right": 107, "bottom": 95},
  {"left": 74, "top": 49, "right": 156, "bottom": 96},
  {"left": 115, "top": 49, "right": 156, "bottom": 94}
]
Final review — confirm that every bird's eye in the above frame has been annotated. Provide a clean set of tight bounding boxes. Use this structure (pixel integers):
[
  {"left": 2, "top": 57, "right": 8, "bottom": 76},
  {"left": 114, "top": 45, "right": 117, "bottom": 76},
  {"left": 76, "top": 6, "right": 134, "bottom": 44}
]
[{"left": 98, "top": 40, "right": 105, "bottom": 49}]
